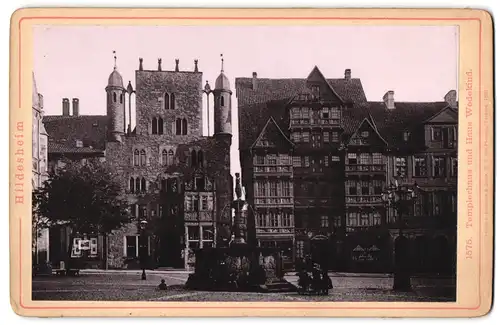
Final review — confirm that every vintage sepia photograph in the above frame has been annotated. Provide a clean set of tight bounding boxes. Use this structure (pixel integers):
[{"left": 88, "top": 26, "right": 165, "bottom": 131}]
[{"left": 30, "top": 24, "right": 459, "bottom": 303}]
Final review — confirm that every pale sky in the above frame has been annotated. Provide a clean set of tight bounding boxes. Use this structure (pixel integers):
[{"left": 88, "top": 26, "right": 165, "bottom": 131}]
[{"left": 33, "top": 25, "right": 458, "bottom": 178}]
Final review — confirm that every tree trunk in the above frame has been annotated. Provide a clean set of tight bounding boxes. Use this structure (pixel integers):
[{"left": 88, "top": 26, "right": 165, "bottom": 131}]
[{"left": 102, "top": 233, "right": 108, "bottom": 270}]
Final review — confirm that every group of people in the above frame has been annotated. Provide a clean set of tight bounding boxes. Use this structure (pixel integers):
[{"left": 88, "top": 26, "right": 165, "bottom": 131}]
[{"left": 296, "top": 256, "right": 333, "bottom": 295}]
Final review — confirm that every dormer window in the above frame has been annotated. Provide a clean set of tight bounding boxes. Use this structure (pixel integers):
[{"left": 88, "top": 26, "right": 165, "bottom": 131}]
[{"left": 432, "top": 127, "right": 442, "bottom": 141}]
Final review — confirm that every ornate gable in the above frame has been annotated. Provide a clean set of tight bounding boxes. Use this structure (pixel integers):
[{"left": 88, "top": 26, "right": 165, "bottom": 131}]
[
  {"left": 424, "top": 106, "right": 458, "bottom": 124},
  {"left": 347, "top": 118, "right": 388, "bottom": 147},
  {"left": 251, "top": 117, "right": 293, "bottom": 149},
  {"left": 306, "top": 66, "right": 344, "bottom": 104}
]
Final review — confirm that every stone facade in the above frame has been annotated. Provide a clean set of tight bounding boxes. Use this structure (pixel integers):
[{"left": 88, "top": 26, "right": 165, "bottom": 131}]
[{"left": 105, "top": 59, "right": 233, "bottom": 269}]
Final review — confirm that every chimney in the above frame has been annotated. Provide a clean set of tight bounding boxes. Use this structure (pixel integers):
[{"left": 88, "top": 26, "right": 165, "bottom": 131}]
[
  {"left": 175, "top": 59, "right": 179, "bottom": 72},
  {"left": 139, "top": 58, "right": 143, "bottom": 71},
  {"left": 344, "top": 69, "right": 351, "bottom": 80},
  {"left": 194, "top": 59, "right": 199, "bottom": 72},
  {"left": 158, "top": 58, "right": 162, "bottom": 71},
  {"left": 444, "top": 90, "right": 457, "bottom": 109},
  {"left": 72, "top": 98, "right": 79, "bottom": 116},
  {"left": 383, "top": 90, "right": 395, "bottom": 109},
  {"left": 62, "top": 98, "right": 70, "bottom": 116},
  {"left": 252, "top": 72, "right": 257, "bottom": 90}
]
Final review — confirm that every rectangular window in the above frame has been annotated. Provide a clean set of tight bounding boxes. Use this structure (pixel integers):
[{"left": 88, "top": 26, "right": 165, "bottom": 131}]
[
  {"left": 291, "top": 132, "right": 300, "bottom": 143},
  {"left": 256, "top": 155, "right": 264, "bottom": 164},
  {"left": 256, "top": 181, "right": 265, "bottom": 196},
  {"left": 347, "top": 180, "right": 357, "bottom": 195},
  {"left": 276, "top": 181, "right": 283, "bottom": 197},
  {"left": 331, "top": 132, "right": 339, "bottom": 142},
  {"left": 270, "top": 213, "right": 279, "bottom": 227},
  {"left": 324, "top": 155, "right": 329, "bottom": 167},
  {"left": 451, "top": 157, "right": 458, "bottom": 177},
  {"left": 331, "top": 156, "right": 340, "bottom": 162},
  {"left": 323, "top": 131, "right": 330, "bottom": 142},
  {"left": 202, "top": 226, "right": 214, "bottom": 241},
  {"left": 322, "top": 107, "right": 329, "bottom": 119},
  {"left": 139, "top": 205, "right": 147, "bottom": 218},
  {"left": 331, "top": 108, "right": 340, "bottom": 119},
  {"left": 361, "top": 180, "right": 369, "bottom": 195},
  {"left": 348, "top": 153, "right": 357, "bottom": 165},
  {"left": 280, "top": 154, "right": 290, "bottom": 165},
  {"left": 282, "top": 213, "right": 292, "bottom": 227},
  {"left": 193, "top": 196, "right": 199, "bottom": 212},
  {"left": 414, "top": 157, "right": 427, "bottom": 177},
  {"left": 291, "top": 107, "right": 300, "bottom": 119},
  {"left": 320, "top": 216, "right": 329, "bottom": 228},
  {"left": 395, "top": 157, "right": 407, "bottom": 177},
  {"left": 359, "top": 153, "right": 370, "bottom": 165},
  {"left": 301, "top": 107, "right": 309, "bottom": 119},
  {"left": 360, "top": 213, "right": 369, "bottom": 226},
  {"left": 372, "top": 153, "right": 383, "bottom": 165},
  {"left": 433, "top": 156, "right": 446, "bottom": 177},
  {"left": 266, "top": 154, "right": 276, "bottom": 165},
  {"left": 257, "top": 213, "right": 266, "bottom": 227},
  {"left": 312, "top": 86, "right": 320, "bottom": 99},
  {"left": 347, "top": 212, "right": 358, "bottom": 227},
  {"left": 432, "top": 127, "right": 443, "bottom": 141},
  {"left": 186, "top": 196, "right": 193, "bottom": 211},
  {"left": 188, "top": 226, "right": 199, "bottom": 241},
  {"left": 269, "top": 182, "right": 277, "bottom": 196},
  {"left": 125, "top": 236, "right": 137, "bottom": 258},
  {"left": 373, "top": 211, "right": 382, "bottom": 225},
  {"left": 292, "top": 156, "right": 302, "bottom": 167},
  {"left": 361, "top": 131, "right": 369, "bottom": 138},
  {"left": 302, "top": 132, "right": 310, "bottom": 143},
  {"left": 130, "top": 204, "right": 136, "bottom": 217},
  {"left": 304, "top": 156, "right": 310, "bottom": 167},
  {"left": 201, "top": 196, "right": 208, "bottom": 211},
  {"left": 333, "top": 215, "right": 342, "bottom": 227}
]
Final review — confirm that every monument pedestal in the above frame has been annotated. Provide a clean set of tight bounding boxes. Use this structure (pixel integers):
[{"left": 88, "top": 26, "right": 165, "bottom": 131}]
[{"left": 185, "top": 244, "right": 296, "bottom": 293}]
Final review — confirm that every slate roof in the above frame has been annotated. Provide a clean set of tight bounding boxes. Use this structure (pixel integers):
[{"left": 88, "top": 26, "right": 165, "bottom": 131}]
[
  {"left": 43, "top": 115, "right": 108, "bottom": 154},
  {"left": 236, "top": 73, "right": 451, "bottom": 151}
]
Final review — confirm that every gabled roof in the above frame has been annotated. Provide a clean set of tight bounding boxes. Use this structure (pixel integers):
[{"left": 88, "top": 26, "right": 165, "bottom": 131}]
[
  {"left": 422, "top": 105, "right": 457, "bottom": 124},
  {"left": 306, "top": 66, "right": 344, "bottom": 103},
  {"left": 347, "top": 117, "right": 388, "bottom": 147},
  {"left": 236, "top": 72, "right": 368, "bottom": 150},
  {"left": 366, "top": 101, "right": 449, "bottom": 147},
  {"left": 251, "top": 116, "right": 294, "bottom": 149},
  {"left": 43, "top": 115, "right": 108, "bottom": 153}
]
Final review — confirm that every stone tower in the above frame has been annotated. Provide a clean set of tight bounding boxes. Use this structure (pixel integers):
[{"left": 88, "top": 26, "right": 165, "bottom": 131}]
[
  {"left": 106, "top": 54, "right": 125, "bottom": 142},
  {"left": 213, "top": 55, "right": 232, "bottom": 138}
]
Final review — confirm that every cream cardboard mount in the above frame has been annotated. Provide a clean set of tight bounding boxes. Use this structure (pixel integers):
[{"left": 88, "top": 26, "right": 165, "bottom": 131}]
[{"left": 9, "top": 7, "right": 494, "bottom": 318}]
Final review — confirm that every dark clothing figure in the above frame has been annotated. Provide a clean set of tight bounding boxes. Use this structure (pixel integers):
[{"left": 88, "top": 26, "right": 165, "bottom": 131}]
[
  {"left": 312, "top": 268, "right": 322, "bottom": 294},
  {"left": 158, "top": 279, "right": 167, "bottom": 290},
  {"left": 321, "top": 270, "right": 332, "bottom": 295}
]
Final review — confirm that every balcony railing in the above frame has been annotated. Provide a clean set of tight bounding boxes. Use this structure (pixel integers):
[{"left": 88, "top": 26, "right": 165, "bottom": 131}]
[
  {"left": 346, "top": 195, "right": 383, "bottom": 205},
  {"left": 254, "top": 166, "right": 292, "bottom": 174},
  {"left": 345, "top": 164, "right": 386, "bottom": 172},
  {"left": 254, "top": 197, "right": 294, "bottom": 206},
  {"left": 290, "top": 118, "right": 341, "bottom": 127},
  {"left": 255, "top": 227, "right": 295, "bottom": 235}
]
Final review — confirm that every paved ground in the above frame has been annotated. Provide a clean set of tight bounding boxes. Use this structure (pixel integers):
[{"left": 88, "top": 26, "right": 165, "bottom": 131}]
[{"left": 32, "top": 271, "right": 456, "bottom": 302}]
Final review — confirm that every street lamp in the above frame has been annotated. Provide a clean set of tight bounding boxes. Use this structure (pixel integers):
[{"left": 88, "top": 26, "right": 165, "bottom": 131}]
[
  {"left": 139, "top": 219, "right": 148, "bottom": 280},
  {"left": 381, "top": 177, "right": 419, "bottom": 291}
]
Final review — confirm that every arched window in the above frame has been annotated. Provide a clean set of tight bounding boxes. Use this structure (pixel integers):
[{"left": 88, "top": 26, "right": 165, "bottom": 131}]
[
  {"left": 158, "top": 117, "right": 164, "bottom": 135},
  {"left": 191, "top": 150, "right": 198, "bottom": 167},
  {"left": 141, "top": 178, "right": 146, "bottom": 192},
  {"left": 162, "top": 149, "right": 168, "bottom": 166},
  {"left": 152, "top": 117, "right": 158, "bottom": 134},
  {"left": 198, "top": 150, "right": 204, "bottom": 167},
  {"left": 220, "top": 95, "right": 225, "bottom": 107},
  {"left": 164, "top": 93, "right": 170, "bottom": 110},
  {"left": 140, "top": 149, "right": 146, "bottom": 166},
  {"left": 182, "top": 118, "right": 188, "bottom": 135},
  {"left": 129, "top": 177, "right": 135, "bottom": 193},
  {"left": 120, "top": 94, "right": 123, "bottom": 104},
  {"left": 176, "top": 119, "right": 182, "bottom": 135},
  {"left": 167, "top": 149, "right": 174, "bottom": 166},
  {"left": 135, "top": 178, "right": 141, "bottom": 193},
  {"left": 170, "top": 93, "right": 176, "bottom": 110},
  {"left": 133, "top": 149, "right": 139, "bottom": 166},
  {"left": 113, "top": 92, "right": 117, "bottom": 103}
]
